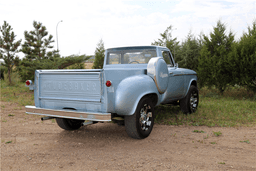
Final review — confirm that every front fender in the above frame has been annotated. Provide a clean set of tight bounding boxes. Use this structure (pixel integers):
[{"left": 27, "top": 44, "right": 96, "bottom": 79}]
[
  {"left": 184, "top": 78, "right": 197, "bottom": 97},
  {"left": 115, "top": 75, "right": 159, "bottom": 115}
]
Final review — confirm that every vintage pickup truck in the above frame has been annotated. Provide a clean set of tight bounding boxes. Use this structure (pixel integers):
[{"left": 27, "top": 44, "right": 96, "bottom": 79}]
[{"left": 25, "top": 46, "right": 199, "bottom": 139}]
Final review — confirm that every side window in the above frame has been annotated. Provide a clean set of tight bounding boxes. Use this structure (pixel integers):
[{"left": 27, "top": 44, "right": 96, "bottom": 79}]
[
  {"left": 162, "top": 51, "right": 174, "bottom": 67},
  {"left": 107, "top": 53, "right": 121, "bottom": 64}
]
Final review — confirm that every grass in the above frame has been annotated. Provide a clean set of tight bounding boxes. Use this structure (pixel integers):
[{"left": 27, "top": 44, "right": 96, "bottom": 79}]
[
  {"left": 0, "top": 80, "right": 34, "bottom": 106},
  {"left": 240, "top": 140, "right": 250, "bottom": 144},
  {"left": 1, "top": 80, "right": 256, "bottom": 127},
  {"left": 213, "top": 131, "right": 222, "bottom": 137},
  {"left": 155, "top": 86, "right": 256, "bottom": 127},
  {"left": 193, "top": 130, "right": 205, "bottom": 133}
]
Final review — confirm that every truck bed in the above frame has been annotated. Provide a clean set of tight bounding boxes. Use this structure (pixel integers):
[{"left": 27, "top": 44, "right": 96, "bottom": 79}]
[{"left": 26, "top": 69, "right": 110, "bottom": 121}]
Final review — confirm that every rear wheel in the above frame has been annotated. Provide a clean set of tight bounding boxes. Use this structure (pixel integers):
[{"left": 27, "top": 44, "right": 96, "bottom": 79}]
[
  {"left": 125, "top": 97, "right": 154, "bottom": 139},
  {"left": 55, "top": 118, "right": 84, "bottom": 130},
  {"left": 180, "top": 85, "right": 199, "bottom": 114}
]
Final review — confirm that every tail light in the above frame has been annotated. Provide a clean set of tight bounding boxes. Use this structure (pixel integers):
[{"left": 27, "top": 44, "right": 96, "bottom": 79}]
[
  {"left": 106, "top": 80, "right": 112, "bottom": 87},
  {"left": 26, "top": 80, "right": 32, "bottom": 86}
]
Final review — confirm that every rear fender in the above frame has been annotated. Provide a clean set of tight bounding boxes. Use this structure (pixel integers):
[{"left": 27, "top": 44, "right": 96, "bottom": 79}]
[{"left": 115, "top": 75, "right": 159, "bottom": 115}]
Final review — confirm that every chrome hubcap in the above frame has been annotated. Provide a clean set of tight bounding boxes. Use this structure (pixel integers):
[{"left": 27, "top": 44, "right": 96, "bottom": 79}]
[
  {"left": 190, "top": 91, "right": 198, "bottom": 112},
  {"left": 139, "top": 104, "right": 152, "bottom": 131}
]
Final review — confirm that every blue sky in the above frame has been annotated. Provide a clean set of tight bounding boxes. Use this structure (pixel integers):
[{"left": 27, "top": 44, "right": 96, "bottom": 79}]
[{"left": 1, "top": 0, "right": 256, "bottom": 57}]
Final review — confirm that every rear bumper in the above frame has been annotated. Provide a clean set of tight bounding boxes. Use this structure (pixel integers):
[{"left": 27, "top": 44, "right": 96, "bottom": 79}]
[{"left": 25, "top": 106, "right": 111, "bottom": 122}]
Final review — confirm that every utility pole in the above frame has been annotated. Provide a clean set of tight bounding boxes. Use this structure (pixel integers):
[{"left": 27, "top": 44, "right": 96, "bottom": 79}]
[{"left": 56, "top": 20, "right": 63, "bottom": 51}]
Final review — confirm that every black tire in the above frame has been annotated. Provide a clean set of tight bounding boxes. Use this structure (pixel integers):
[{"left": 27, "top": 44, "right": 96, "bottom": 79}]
[
  {"left": 55, "top": 118, "right": 84, "bottom": 130},
  {"left": 125, "top": 97, "right": 154, "bottom": 139},
  {"left": 180, "top": 85, "right": 199, "bottom": 114}
]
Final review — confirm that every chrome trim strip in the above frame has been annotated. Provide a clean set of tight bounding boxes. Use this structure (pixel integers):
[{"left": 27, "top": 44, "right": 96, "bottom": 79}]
[
  {"left": 173, "top": 74, "right": 184, "bottom": 76},
  {"left": 39, "top": 72, "right": 101, "bottom": 74},
  {"left": 25, "top": 106, "right": 111, "bottom": 122},
  {"left": 186, "top": 73, "right": 197, "bottom": 75},
  {"left": 173, "top": 73, "right": 197, "bottom": 76},
  {"left": 39, "top": 97, "right": 101, "bottom": 102}
]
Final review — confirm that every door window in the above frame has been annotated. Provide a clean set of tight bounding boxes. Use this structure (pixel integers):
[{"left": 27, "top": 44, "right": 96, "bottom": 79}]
[{"left": 161, "top": 51, "right": 174, "bottom": 67}]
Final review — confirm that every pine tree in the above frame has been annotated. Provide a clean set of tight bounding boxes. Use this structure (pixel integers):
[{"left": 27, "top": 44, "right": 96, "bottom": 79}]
[
  {"left": 19, "top": 21, "right": 88, "bottom": 81},
  {"left": 92, "top": 39, "right": 105, "bottom": 69},
  {"left": 178, "top": 31, "right": 201, "bottom": 71},
  {"left": 231, "top": 20, "right": 256, "bottom": 92},
  {"left": 21, "top": 21, "right": 57, "bottom": 60},
  {"left": 152, "top": 25, "right": 180, "bottom": 59},
  {"left": 18, "top": 21, "right": 60, "bottom": 81},
  {"left": 0, "top": 21, "right": 21, "bottom": 85},
  {"left": 198, "top": 20, "right": 235, "bottom": 93}
]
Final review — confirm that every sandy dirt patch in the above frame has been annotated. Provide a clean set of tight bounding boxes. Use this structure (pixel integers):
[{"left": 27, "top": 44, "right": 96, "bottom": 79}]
[{"left": 1, "top": 101, "right": 256, "bottom": 171}]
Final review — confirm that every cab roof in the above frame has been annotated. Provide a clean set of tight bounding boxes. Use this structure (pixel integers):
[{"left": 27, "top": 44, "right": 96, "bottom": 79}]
[{"left": 106, "top": 45, "right": 167, "bottom": 51}]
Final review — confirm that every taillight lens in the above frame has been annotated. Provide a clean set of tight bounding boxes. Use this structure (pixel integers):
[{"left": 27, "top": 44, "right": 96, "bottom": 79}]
[
  {"left": 106, "top": 80, "right": 112, "bottom": 87},
  {"left": 26, "top": 80, "right": 32, "bottom": 86}
]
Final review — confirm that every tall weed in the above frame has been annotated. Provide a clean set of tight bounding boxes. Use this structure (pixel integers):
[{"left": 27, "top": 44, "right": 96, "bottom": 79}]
[
  {"left": 0, "top": 80, "right": 34, "bottom": 106},
  {"left": 3, "top": 71, "right": 21, "bottom": 86}
]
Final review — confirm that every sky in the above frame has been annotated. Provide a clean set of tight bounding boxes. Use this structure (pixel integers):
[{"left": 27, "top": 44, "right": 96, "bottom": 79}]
[{"left": 1, "top": 0, "right": 256, "bottom": 58}]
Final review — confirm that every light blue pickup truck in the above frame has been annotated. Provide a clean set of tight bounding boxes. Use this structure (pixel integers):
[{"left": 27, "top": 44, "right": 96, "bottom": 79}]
[{"left": 25, "top": 46, "right": 199, "bottom": 139}]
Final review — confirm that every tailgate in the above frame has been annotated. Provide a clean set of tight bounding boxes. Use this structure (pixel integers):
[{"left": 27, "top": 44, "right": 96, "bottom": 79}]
[{"left": 38, "top": 70, "right": 102, "bottom": 103}]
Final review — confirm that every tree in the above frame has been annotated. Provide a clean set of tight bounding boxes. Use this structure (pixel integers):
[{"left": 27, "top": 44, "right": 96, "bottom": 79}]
[
  {"left": 92, "top": 39, "right": 105, "bottom": 69},
  {"left": 152, "top": 25, "right": 180, "bottom": 59},
  {"left": 21, "top": 21, "right": 58, "bottom": 60},
  {"left": 177, "top": 31, "right": 201, "bottom": 71},
  {"left": 19, "top": 21, "right": 88, "bottom": 81},
  {"left": 231, "top": 20, "right": 256, "bottom": 92},
  {"left": 18, "top": 21, "right": 59, "bottom": 81},
  {"left": 198, "top": 20, "right": 235, "bottom": 93},
  {"left": 0, "top": 63, "right": 6, "bottom": 80},
  {"left": 0, "top": 21, "right": 21, "bottom": 85}
]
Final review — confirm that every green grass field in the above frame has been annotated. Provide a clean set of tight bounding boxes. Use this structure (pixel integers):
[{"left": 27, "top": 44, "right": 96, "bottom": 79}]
[
  {"left": 1, "top": 80, "right": 255, "bottom": 127},
  {"left": 155, "top": 87, "right": 256, "bottom": 127},
  {"left": 1, "top": 81, "right": 34, "bottom": 106}
]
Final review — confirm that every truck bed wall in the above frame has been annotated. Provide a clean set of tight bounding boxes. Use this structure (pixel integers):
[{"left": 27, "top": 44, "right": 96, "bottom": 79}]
[{"left": 34, "top": 69, "right": 106, "bottom": 113}]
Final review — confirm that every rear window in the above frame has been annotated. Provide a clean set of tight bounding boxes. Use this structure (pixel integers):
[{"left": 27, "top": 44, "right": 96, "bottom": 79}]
[{"left": 107, "top": 50, "right": 157, "bottom": 65}]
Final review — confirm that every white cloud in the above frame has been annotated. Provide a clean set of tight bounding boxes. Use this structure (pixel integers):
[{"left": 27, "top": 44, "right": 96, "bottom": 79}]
[
  {"left": 1, "top": 0, "right": 256, "bottom": 57},
  {"left": 170, "top": 0, "right": 256, "bottom": 40}
]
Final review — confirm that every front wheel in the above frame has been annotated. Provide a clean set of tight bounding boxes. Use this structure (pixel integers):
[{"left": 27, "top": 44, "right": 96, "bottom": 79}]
[
  {"left": 125, "top": 97, "right": 154, "bottom": 139},
  {"left": 180, "top": 85, "right": 199, "bottom": 114},
  {"left": 55, "top": 118, "right": 84, "bottom": 130}
]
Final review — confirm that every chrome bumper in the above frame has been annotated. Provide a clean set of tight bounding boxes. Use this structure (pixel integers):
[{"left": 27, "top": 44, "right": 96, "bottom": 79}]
[{"left": 25, "top": 106, "right": 111, "bottom": 122}]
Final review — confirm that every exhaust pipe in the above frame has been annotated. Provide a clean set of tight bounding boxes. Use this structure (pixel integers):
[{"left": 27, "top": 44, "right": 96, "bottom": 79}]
[{"left": 41, "top": 116, "right": 55, "bottom": 121}]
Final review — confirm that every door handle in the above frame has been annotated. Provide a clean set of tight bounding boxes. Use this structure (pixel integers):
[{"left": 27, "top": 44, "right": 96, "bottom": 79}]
[{"left": 169, "top": 72, "right": 173, "bottom": 74}]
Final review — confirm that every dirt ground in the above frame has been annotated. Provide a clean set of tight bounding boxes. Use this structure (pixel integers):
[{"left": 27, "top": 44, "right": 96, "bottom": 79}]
[{"left": 1, "top": 101, "right": 256, "bottom": 171}]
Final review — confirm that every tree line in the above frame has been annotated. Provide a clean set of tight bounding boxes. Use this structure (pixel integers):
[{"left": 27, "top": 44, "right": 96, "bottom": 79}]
[
  {"left": 0, "top": 21, "right": 91, "bottom": 84},
  {"left": 152, "top": 20, "right": 256, "bottom": 93},
  {"left": 1, "top": 20, "right": 256, "bottom": 93}
]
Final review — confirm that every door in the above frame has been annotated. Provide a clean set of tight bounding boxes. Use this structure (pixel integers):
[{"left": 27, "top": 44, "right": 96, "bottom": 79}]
[{"left": 161, "top": 50, "right": 185, "bottom": 102}]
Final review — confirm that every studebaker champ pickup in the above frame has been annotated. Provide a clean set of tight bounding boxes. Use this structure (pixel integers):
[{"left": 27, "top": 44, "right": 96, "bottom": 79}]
[{"left": 25, "top": 46, "right": 199, "bottom": 139}]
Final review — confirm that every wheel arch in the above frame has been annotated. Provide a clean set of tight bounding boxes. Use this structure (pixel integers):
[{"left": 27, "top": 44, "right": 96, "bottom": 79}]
[
  {"left": 184, "top": 79, "right": 198, "bottom": 97},
  {"left": 115, "top": 75, "right": 159, "bottom": 116},
  {"left": 141, "top": 93, "right": 158, "bottom": 107},
  {"left": 191, "top": 80, "right": 197, "bottom": 87}
]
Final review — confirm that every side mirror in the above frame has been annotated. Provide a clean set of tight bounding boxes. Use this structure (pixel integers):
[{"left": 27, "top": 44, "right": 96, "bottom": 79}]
[{"left": 175, "top": 63, "right": 178, "bottom": 68}]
